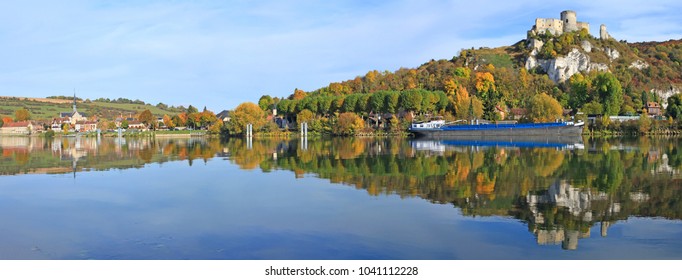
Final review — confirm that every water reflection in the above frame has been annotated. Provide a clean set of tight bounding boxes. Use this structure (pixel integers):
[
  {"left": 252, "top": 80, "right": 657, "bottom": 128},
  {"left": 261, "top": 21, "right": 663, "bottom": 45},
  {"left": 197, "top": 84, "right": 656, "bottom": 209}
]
[{"left": 1, "top": 136, "right": 682, "bottom": 253}]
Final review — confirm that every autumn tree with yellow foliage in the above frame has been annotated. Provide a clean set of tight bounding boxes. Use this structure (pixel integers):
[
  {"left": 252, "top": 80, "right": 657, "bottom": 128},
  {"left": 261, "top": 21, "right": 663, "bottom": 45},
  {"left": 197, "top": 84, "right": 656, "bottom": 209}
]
[
  {"left": 227, "top": 102, "right": 267, "bottom": 135},
  {"left": 527, "top": 93, "right": 563, "bottom": 122},
  {"left": 475, "top": 72, "right": 501, "bottom": 120}
]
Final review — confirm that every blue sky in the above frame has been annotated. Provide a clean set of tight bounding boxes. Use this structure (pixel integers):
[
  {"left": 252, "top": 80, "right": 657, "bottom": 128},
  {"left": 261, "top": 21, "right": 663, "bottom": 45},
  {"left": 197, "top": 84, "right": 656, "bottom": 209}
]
[{"left": 1, "top": 0, "right": 681, "bottom": 112}]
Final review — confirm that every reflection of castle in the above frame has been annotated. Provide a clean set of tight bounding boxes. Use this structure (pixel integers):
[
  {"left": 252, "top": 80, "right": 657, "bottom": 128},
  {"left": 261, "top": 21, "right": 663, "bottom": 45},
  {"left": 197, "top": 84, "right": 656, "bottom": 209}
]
[
  {"left": 525, "top": 181, "right": 617, "bottom": 250},
  {"left": 522, "top": 180, "right": 655, "bottom": 250}
]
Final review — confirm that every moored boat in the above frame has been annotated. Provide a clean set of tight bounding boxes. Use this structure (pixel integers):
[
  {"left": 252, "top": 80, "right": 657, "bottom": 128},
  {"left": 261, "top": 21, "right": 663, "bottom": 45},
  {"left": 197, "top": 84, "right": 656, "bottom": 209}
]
[{"left": 410, "top": 119, "right": 584, "bottom": 138}]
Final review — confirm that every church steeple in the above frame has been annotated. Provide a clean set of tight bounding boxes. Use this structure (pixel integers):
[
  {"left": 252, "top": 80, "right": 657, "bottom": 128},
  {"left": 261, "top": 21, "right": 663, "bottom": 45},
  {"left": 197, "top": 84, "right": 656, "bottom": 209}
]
[{"left": 73, "top": 89, "right": 77, "bottom": 113}]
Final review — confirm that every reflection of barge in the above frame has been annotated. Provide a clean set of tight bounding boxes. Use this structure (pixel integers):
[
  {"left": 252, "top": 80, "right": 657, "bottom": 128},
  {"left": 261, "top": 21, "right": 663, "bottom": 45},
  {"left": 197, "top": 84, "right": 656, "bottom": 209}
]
[
  {"left": 411, "top": 135, "right": 585, "bottom": 151},
  {"left": 410, "top": 120, "right": 584, "bottom": 138}
]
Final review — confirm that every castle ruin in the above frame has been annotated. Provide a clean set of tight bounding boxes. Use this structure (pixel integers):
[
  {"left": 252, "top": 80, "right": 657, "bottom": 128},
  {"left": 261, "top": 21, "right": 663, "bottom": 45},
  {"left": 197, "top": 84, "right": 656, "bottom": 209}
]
[
  {"left": 528, "top": 10, "right": 611, "bottom": 41},
  {"left": 529, "top": 10, "right": 589, "bottom": 37}
]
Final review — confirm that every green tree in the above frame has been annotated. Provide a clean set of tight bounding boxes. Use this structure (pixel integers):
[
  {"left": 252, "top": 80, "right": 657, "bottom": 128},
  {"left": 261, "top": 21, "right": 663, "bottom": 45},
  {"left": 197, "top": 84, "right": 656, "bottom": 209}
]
[
  {"left": 342, "top": 94, "right": 358, "bottom": 113},
  {"left": 666, "top": 94, "right": 682, "bottom": 120},
  {"left": 400, "top": 89, "right": 422, "bottom": 114},
  {"left": 14, "top": 108, "right": 31, "bottom": 121},
  {"left": 527, "top": 93, "right": 563, "bottom": 123},
  {"left": 568, "top": 73, "right": 590, "bottom": 111},
  {"left": 0, "top": 117, "right": 4, "bottom": 128},
  {"left": 277, "top": 99, "right": 293, "bottom": 117},
  {"left": 227, "top": 102, "right": 267, "bottom": 135},
  {"left": 582, "top": 100, "right": 604, "bottom": 115},
  {"left": 258, "top": 95, "right": 274, "bottom": 112},
  {"left": 318, "top": 96, "right": 333, "bottom": 116},
  {"left": 369, "top": 91, "right": 386, "bottom": 113},
  {"left": 592, "top": 72, "right": 623, "bottom": 116},
  {"left": 356, "top": 94, "right": 370, "bottom": 113},
  {"left": 187, "top": 105, "right": 199, "bottom": 114},
  {"left": 420, "top": 91, "right": 436, "bottom": 114},
  {"left": 435, "top": 91, "right": 448, "bottom": 113},
  {"left": 384, "top": 91, "right": 400, "bottom": 114}
]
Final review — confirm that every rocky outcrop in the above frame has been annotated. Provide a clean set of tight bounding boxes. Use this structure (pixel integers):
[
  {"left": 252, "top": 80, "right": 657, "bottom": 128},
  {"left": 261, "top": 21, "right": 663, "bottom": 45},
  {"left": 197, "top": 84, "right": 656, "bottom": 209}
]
[
  {"left": 526, "top": 48, "right": 609, "bottom": 83},
  {"left": 605, "top": 47, "right": 620, "bottom": 61},
  {"left": 581, "top": 40, "right": 592, "bottom": 52},
  {"left": 652, "top": 87, "right": 680, "bottom": 109},
  {"left": 528, "top": 39, "right": 544, "bottom": 51},
  {"left": 629, "top": 60, "right": 649, "bottom": 70}
]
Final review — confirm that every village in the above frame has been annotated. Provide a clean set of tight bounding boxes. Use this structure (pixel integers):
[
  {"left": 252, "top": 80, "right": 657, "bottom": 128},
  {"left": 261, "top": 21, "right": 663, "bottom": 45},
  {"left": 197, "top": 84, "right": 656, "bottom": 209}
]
[{"left": 0, "top": 95, "right": 232, "bottom": 136}]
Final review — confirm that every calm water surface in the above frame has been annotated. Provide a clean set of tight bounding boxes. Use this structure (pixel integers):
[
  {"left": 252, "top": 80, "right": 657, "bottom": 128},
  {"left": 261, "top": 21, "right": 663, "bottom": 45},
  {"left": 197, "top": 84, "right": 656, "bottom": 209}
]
[{"left": 1, "top": 136, "right": 681, "bottom": 259}]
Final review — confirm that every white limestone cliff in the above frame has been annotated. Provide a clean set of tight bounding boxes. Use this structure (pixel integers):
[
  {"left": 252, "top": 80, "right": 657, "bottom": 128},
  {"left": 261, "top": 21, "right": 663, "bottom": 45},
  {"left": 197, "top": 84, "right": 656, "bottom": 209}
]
[{"left": 526, "top": 48, "right": 608, "bottom": 83}]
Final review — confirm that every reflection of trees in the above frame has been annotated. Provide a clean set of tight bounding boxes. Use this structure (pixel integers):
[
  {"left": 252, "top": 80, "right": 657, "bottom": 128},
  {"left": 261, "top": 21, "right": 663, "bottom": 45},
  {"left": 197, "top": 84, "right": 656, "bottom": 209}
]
[
  {"left": 222, "top": 137, "right": 682, "bottom": 248},
  {"left": 0, "top": 137, "right": 224, "bottom": 175},
  {"left": 4, "top": 136, "right": 682, "bottom": 248}
]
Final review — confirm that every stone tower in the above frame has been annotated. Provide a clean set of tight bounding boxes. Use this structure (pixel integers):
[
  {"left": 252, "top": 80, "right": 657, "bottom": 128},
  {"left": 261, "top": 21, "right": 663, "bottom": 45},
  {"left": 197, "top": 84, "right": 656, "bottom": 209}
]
[
  {"left": 560, "top": 10, "right": 578, "bottom": 32},
  {"left": 600, "top": 24, "right": 610, "bottom": 40}
]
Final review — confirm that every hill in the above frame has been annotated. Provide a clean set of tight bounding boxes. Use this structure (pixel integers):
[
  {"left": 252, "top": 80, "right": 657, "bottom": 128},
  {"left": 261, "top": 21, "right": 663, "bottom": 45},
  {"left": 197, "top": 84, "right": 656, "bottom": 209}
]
[
  {"left": 266, "top": 12, "right": 682, "bottom": 126},
  {"left": 0, "top": 96, "right": 185, "bottom": 121}
]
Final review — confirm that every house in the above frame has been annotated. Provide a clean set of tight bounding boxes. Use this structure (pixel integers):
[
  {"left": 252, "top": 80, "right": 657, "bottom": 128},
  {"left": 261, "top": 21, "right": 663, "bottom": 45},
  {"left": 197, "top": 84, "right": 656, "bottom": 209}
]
[
  {"left": 495, "top": 105, "right": 507, "bottom": 120},
  {"left": 646, "top": 102, "right": 661, "bottom": 116},
  {"left": 509, "top": 108, "right": 527, "bottom": 120},
  {"left": 75, "top": 121, "right": 98, "bottom": 132},
  {"left": 51, "top": 117, "right": 71, "bottom": 132},
  {"left": 0, "top": 121, "right": 34, "bottom": 135},
  {"left": 127, "top": 120, "right": 147, "bottom": 130},
  {"left": 216, "top": 110, "right": 231, "bottom": 122}
]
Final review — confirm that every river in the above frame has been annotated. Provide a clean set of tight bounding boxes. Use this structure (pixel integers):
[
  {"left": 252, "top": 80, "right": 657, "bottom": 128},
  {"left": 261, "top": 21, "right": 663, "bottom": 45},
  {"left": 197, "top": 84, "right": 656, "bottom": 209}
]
[{"left": 0, "top": 136, "right": 681, "bottom": 259}]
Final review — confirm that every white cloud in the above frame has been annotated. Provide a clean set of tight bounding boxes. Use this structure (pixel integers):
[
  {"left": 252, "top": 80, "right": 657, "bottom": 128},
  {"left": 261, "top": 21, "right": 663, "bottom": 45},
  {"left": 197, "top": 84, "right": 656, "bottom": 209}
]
[{"left": 0, "top": 0, "right": 680, "bottom": 111}]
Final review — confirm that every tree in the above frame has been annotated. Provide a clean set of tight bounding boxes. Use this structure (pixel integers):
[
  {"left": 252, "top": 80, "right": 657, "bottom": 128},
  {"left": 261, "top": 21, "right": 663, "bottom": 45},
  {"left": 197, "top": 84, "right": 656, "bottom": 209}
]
[
  {"left": 163, "top": 114, "right": 175, "bottom": 129},
  {"left": 356, "top": 94, "right": 370, "bottom": 113},
  {"left": 199, "top": 110, "right": 218, "bottom": 129},
  {"left": 334, "top": 112, "right": 364, "bottom": 136},
  {"left": 121, "top": 119, "right": 129, "bottom": 129},
  {"left": 138, "top": 109, "right": 154, "bottom": 129},
  {"left": 666, "top": 94, "right": 682, "bottom": 120},
  {"left": 1, "top": 116, "right": 11, "bottom": 126},
  {"left": 400, "top": 89, "right": 422, "bottom": 115},
  {"left": 455, "top": 95, "right": 483, "bottom": 120},
  {"left": 384, "top": 91, "right": 400, "bottom": 114},
  {"left": 582, "top": 100, "right": 604, "bottom": 115},
  {"left": 296, "top": 109, "right": 315, "bottom": 126},
  {"left": 475, "top": 72, "right": 501, "bottom": 120},
  {"left": 342, "top": 94, "right": 358, "bottom": 112},
  {"left": 318, "top": 96, "right": 333, "bottom": 115},
  {"left": 277, "top": 99, "right": 293, "bottom": 116},
  {"left": 173, "top": 113, "right": 187, "bottom": 127},
  {"left": 568, "top": 73, "right": 590, "bottom": 111},
  {"left": 15, "top": 108, "right": 31, "bottom": 121},
  {"left": 292, "top": 88, "right": 307, "bottom": 100},
  {"left": 258, "top": 95, "right": 274, "bottom": 112},
  {"left": 369, "top": 91, "right": 386, "bottom": 113},
  {"left": 638, "top": 111, "right": 651, "bottom": 134},
  {"left": 592, "top": 72, "right": 623, "bottom": 116},
  {"left": 227, "top": 102, "right": 266, "bottom": 135},
  {"left": 0, "top": 116, "right": 3, "bottom": 127},
  {"left": 187, "top": 105, "right": 198, "bottom": 114},
  {"left": 527, "top": 93, "right": 563, "bottom": 123}
]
